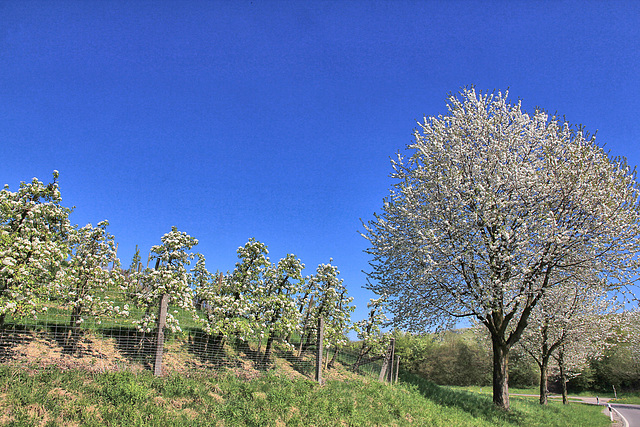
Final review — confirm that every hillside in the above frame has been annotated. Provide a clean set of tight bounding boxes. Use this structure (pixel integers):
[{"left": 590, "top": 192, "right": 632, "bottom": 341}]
[{"left": 0, "top": 331, "right": 611, "bottom": 427}]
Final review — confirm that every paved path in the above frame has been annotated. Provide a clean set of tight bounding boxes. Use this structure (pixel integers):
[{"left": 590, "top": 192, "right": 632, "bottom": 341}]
[
  {"left": 510, "top": 394, "right": 639, "bottom": 426},
  {"left": 609, "top": 403, "right": 640, "bottom": 427}
]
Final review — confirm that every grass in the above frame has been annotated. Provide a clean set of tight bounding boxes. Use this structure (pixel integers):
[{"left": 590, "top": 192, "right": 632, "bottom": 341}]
[
  {"left": 449, "top": 385, "right": 540, "bottom": 396},
  {"left": 0, "top": 366, "right": 611, "bottom": 426},
  {"left": 450, "top": 384, "right": 640, "bottom": 403},
  {"left": 0, "top": 301, "right": 620, "bottom": 426},
  {"left": 610, "top": 392, "right": 640, "bottom": 405}
]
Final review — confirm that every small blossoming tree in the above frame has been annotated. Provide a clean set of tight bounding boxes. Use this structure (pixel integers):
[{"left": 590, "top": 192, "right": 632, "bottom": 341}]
[
  {"left": 352, "top": 296, "right": 391, "bottom": 371},
  {"left": 129, "top": 227, "right": 198, "bottom": 333},
  {"left": 0, "top": 171, "right": 71, "bottom": 326},
  {"left": 300, "top": 261, "right": 354, "bottom": 353},
  {"left": 195, "top": 238, "right": 268, "bottom": 344},
  {"left": 258, "top": 253, "right": 305, "bottom": 363},
  {"left": 516, "top": 278, "right": 615, "bottom": 404},
  {"left": 59, "top": 220, "right": 126, "bottom": 348}
]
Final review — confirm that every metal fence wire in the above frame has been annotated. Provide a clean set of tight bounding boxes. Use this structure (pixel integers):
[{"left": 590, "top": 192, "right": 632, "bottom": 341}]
[{"left": 0, "top": 287, "right": 390, "bottom": 383}]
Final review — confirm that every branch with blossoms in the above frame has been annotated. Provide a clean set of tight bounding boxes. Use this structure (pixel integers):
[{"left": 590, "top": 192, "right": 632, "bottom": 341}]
[
  {"left": 128, "top": 227, "right": 199, "bottom": 334},
  {"left": 57, "top": 220, "right": 127, "bottom": 350},
  {"left": 0, "top": 171, "right": 71, "bottom": 326}
]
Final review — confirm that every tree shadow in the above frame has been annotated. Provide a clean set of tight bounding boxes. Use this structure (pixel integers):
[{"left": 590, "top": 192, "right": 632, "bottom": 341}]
[
  {"left": 399, "top": 372, "right": 526, "bottom": 425},
  {"left": 0, "top": 323, "right": 37, "bottom": 362},
  {"left": 230, "top": 337, "right": 272, "bottom": 371},
  {"left": 46, "top": 323, "right": 106, "bottom": 356},
  {"left": 99, "top": 326, "right": 154, "bottom": 369},
  {"left": 272, "top": 340, "right": 315, "bottom": 377},
  {"left": 186, "top": 329, "right": 233, "bottom": 368}
]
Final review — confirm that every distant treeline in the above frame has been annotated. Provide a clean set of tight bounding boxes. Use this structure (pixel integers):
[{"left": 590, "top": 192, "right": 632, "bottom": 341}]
[{"left": 391, "top": 327, "right": 640, "bottom": 392}]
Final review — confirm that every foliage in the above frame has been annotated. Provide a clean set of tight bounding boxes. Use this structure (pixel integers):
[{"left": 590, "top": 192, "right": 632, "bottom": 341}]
[
  {"left": 0, "top": 171, "right": 71, "bottom": 321},
  {"left": 352, "top": 296, "right": 391, "bottom": 369},
  {"left": 58, "top": 221, "right": 128, "bottom": 328},
  {"left": 393, "top": 329, "right": 515, "bottom": 387},
  {"left": 586, "top": 310, "right": 640, "bottom": 392},
  {"left": 363, "top": 87, "right": 640, "bottom": 408},
  {"left": 301, "top": 260, "right": 355, "bottom": 348},
  {"left": 129, "top": 227, "right": 199, "bottom": 333}
]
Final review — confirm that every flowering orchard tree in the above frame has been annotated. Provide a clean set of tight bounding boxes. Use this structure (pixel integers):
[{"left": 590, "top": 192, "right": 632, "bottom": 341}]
[
  {"left": 196, "top": 239, "right": 305, "bottom": 362},
  {"left": 60, "top": 221, "right": 127, "bottom": 343},
  {"left": 196, "top": 238, "right": 269, "bottom": 342},
  {"left": 259, "top": 254, "right": 305, "bottom": 363},
  {"left": 515, "top": 280, "right": 614, "bottom": 404},
  {"left": 0, "top": 171, "right": 71, "bottom": 325},
  {"left": 352, "top": 296, "right": 391, "bottom": 371},
  {"left": 301, "top": 261, "right": 354, "bottom": 350},
  {"left": 130, "top": 227, "right": 198, "bottom": 333},
  {"left": 363, "top": 88, "right": 640, "bottom": 409}
]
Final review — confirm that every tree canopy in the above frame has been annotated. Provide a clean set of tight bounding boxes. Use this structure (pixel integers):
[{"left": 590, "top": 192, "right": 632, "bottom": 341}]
[{"left": 363, "top": 88, "right": 640, "bottom": 409}]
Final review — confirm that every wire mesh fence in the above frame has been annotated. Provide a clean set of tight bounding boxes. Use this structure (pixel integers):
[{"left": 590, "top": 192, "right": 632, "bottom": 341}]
[{"left": 0, "top": 286, "right": 391, "bottom": 383}]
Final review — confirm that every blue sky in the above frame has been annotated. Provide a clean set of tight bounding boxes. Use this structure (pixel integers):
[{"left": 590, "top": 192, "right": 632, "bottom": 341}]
[{"left": 1, "top": 0, "right": 639, "bottom": 326}]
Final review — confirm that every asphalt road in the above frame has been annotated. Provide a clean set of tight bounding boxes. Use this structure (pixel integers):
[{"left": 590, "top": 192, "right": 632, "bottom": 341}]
[
  {"left": 610, "top": 403, "right": 640, "bottom": 427},
  {"left": 510, "top": 394, "right": 640, "bottom": 426}
]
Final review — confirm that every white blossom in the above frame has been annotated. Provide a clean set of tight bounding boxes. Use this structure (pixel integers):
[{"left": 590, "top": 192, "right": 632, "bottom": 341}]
[{"left": 363, "top": 88, "right": 640, "bottom": 409}]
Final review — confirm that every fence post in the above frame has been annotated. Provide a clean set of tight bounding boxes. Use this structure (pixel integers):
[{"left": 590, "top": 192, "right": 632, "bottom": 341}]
[
  {"left": 387, "top": 338, "right": 396, "bottom": 383},
  {"left": 153, "top": 294, "right": 169, "bottom": 377},
  {"left": 379, "top": 337, "right": 395, "bottom": 383},
  {"left": 315, "top": 316, "right": 324, "bottom": 384},
  {"left": 394, "top": 355, "right": 400, "bottom": 384},
  {"left": 379, "top": 341, "right": 390, "bottom": 382}
]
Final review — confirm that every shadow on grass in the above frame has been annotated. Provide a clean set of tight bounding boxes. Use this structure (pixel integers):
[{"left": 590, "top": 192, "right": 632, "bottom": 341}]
[
  {"left": 99, "top": 326, "right": 154, "bottom": 369},
  {"left": 399, "top": 371, "right": 527, "bottom": 425},
  {"left": 184, "top": 329, "right": 249, "bottom": 370},
  {"left": 271, "top": 339, "right": 318, "bottom": 378},
  {"left": 0, "top": 323, "right": 38, "bottom": 362}
]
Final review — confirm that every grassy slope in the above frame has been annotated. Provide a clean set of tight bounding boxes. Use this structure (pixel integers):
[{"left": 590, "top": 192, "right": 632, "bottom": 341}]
[
  {"left": 452, "top": 385, "right": 640, "bottom": 405},
  {"left": 0, "top": 366, "right": 610, "bottom": 427},
  {"left": 610, "top": 394, "right": 640, "bottom": 405}
]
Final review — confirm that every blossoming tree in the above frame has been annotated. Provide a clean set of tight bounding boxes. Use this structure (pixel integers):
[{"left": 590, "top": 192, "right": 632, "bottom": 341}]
[
  {"left": 363, "top": 88, "right": 640, "bottom": 409},
  {"left": 130, "top": 227, "right": 198, "bottom": 334},
  {"left": 60, "top": 220, "right": 126, "bottom": 349},
  {"left": 515, "top": 279, "right": 614, "bottom": 404},
  {"left": 196, "top": 239, "right": 271, "bottom": 349},
  {"left": 352, "top": 296, "right": 390, "bottom": 372},
  {"left": 258, "top": 253, "right": 305, "bottom": 364},
  {"left": 299, "top": 261, "right": 354, "bottom": 357},
  {"left": 196, "top": 239, "right": 305, "bottom": 363},
  {"left": 0, "top": 171, "right": 71, "bottom": 326}
]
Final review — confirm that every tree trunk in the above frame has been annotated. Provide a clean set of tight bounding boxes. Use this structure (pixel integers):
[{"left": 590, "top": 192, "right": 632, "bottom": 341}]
[
  {"left": 328, "top": 347, "right": 338, "bottom": 369},
  {"left": 491, "top": 336, "right": 510, "bottom": 410},
  {"left": 558, "top": 351, "right": 568, "bottom": 404},
  {"left": 353, "top": 351, "right": 364, "bottom": 372},
  {"left": 263, "top": 334, "right": 275, "bottom": 366},
  {"left": 66, "top": 304, "right": 82, "bottom": 352},
  {"left": 538, "top": 357, "right": 549, "bottom": 405}
]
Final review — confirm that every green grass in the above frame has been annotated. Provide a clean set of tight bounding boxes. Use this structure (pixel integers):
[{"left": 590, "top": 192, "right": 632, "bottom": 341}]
[
  {"left": 610, "top": 392, "right": 640, "bottom": 405},
  {"left": 0, "top": 366, "right": 611, "bottom": 426},
  {"left": 448, "top": 385, "right": 540, "bottom": 396}
]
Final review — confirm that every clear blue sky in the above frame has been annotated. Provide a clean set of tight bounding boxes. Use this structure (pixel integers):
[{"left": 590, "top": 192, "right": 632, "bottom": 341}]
[{"left": 2, "top": 0, "right": 639, "bottom": 326}]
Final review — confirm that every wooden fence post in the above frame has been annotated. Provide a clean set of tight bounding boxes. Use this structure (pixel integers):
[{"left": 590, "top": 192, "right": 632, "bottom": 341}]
[
  {"left": 387, "top": 337, "right": 396, "bottom": 383},
  {"left": 315, "top": 316, "right": 324, "bottom": 384},
  {"left": 153, "top": 294, "right": 169, "bottom": 377},
  {"left": 379, "top": 337, "right": 395, "bottom": 383},
  {"left": 394, "top": 355, "right": 400, "bottom": 384}
]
